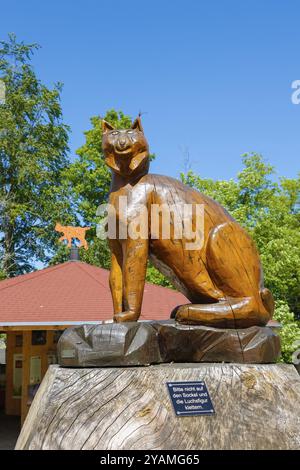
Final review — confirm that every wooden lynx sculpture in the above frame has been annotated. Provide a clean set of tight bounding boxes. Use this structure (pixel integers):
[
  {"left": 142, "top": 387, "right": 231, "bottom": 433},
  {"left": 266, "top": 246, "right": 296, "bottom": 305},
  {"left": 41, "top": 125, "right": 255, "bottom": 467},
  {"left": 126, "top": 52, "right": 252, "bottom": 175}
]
[
  {"left": 102, "top": 117, "right": 274, "bottom": 328},
  {"left": 55, "top": 223, "right": 90, "bottom": 250}
]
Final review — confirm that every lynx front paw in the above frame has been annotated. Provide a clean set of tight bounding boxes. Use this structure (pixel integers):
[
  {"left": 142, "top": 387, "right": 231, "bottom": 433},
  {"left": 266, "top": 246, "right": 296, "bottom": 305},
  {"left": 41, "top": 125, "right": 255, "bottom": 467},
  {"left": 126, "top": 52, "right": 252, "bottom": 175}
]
[
  {"left": 174, "top": 305, "right": 190, "bottom": 323},
  {"left": 113, "top": 311, "right": 140, "bottom": 322}
]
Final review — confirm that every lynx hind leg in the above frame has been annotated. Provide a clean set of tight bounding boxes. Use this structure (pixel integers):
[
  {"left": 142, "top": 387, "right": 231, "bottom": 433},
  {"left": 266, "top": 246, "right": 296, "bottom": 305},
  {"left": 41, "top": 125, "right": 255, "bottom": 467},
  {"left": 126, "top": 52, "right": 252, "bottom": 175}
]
[
  {"left": 173, "top": 297, "right": 265, "bottom": 328},
  {"left": 172, "top": 302, "right": 237, "bottom": 328},
  {"left": 174, "top": 221, "right": 271, "bottom": 328},
  {"left": 208, "top": 221, "right": 271, "bottom": 319},
  {"left": 207, "top": 222, "right": 260, "bottom": 297}
]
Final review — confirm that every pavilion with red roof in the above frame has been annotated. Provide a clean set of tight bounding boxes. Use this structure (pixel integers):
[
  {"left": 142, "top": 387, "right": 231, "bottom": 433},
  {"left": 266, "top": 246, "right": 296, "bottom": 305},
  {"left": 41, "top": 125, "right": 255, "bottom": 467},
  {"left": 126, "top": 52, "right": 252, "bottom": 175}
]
[
  {"left": 0, "top": 259, "right": 188, "bottom": 423},
  {"left": 0, "top": 260, "right": 187, "bottom": 326}
]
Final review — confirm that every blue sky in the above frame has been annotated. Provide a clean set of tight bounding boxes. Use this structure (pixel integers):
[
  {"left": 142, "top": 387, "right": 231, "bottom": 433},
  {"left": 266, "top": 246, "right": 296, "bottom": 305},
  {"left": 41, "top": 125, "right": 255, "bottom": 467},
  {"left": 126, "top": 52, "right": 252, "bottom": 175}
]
[{"left": 2, "top": 0, "right": 300, "bottom": 181}]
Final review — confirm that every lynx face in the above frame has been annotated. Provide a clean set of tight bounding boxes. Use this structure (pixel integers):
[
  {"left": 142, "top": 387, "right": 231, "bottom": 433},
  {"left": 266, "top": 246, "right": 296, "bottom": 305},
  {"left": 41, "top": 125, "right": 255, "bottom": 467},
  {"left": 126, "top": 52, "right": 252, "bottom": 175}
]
[{"left": 102, "top": 117, "right": 149, "bottom": 177}]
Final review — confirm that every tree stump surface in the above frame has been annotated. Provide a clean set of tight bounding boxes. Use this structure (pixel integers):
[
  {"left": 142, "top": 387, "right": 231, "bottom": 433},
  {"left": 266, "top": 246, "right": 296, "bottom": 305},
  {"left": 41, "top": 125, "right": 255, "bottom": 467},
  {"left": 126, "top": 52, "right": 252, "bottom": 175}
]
[{"left": 16, "top": 363, "right": 300, "bottom": 450}]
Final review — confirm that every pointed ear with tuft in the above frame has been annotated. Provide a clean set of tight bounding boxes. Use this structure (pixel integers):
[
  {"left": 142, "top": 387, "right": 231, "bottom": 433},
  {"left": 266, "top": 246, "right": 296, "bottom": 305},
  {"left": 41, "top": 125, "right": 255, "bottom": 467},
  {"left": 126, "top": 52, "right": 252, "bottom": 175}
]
[
  {"left": 131, "top": 116, "right": 144, "bottom": 133},
  {"left": 102, "top": 120, "right": 115, "bottom": 133}
]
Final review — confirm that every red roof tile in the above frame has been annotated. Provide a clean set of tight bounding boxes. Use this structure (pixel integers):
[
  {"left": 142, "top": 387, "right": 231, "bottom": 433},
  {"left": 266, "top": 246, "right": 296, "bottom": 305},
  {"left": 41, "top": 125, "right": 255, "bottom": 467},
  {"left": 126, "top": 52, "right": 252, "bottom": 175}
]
[{"left": 0, "top": 261, "right": 188, "bottom": 325}]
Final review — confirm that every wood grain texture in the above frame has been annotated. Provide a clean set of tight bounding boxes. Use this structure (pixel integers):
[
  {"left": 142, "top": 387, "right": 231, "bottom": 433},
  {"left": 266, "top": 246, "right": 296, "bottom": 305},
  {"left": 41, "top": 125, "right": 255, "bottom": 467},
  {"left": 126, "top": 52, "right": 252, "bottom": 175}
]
[
  {"left": 16, "top": 363, "right": 300, "bottom": 450},
  {"left": 102, "top": 117, "right": 274, "bottom": 328},
  {"left": 57, "top": 321, "right": 281, "bottom": 367}
]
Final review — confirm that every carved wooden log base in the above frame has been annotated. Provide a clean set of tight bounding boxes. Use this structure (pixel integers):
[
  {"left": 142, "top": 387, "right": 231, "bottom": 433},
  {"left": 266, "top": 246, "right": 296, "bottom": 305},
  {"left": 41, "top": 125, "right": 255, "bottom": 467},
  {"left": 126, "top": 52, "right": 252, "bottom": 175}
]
[
  {"left": 57, "top": 320, "right": 281, "bottom": 367},
  {"left": 16, "top": 363, "right": 300, "bottom": 450}
]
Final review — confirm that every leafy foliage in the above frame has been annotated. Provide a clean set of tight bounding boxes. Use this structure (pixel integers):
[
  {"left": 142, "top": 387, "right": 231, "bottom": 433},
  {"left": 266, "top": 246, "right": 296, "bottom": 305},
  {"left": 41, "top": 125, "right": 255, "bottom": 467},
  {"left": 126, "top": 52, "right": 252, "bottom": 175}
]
[
  {"left": 181, "top": 153, "right": 300, "bottom": 315},
  {"left": 0, "top": 34, "right": 75, "bottom": 276},
  {"left": 49, "top": 236, "right": 111, "bottom": 270},
  {"left": 64, "top": 110, "right": 132, "bottom": 224},
  {"left": 146, "top": 263, "right": 174, "bottom": 288},
  {"left": 61, "top": 109, "right": 157, "bottom": 274},
  {"left": 273, "top": 301, "right": 300, "bottom": 363},
  {"left": 182, "top": 153, "right": 300, "bottom": 362},
  {"left": 55, "top": 110, "right": 131, "bottom": 268}
]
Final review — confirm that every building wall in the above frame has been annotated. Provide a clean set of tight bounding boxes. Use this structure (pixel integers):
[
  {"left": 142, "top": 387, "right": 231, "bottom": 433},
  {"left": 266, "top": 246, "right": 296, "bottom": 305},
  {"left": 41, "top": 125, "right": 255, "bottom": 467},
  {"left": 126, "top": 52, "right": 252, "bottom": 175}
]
[{"left": 5, "top": 330, "right": 63, "bottom": 418}]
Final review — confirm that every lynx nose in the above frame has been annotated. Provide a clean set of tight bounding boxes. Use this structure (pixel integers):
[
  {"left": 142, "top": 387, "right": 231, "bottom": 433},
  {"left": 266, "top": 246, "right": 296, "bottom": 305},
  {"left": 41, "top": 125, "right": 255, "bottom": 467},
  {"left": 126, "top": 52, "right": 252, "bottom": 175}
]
[{"left": 117, "top": 136, "right": 130, "bottom": 151}]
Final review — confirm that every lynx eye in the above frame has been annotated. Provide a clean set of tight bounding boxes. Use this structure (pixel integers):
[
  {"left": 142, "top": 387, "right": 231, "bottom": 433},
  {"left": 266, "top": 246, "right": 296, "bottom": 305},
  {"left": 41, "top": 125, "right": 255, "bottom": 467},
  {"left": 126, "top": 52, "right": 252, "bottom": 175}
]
[
  {"left": 127, "top": 130, "right": 134, "bottom": 134},
  {"left": 111, "top": 131, "right": 119, "bottom": 136}
]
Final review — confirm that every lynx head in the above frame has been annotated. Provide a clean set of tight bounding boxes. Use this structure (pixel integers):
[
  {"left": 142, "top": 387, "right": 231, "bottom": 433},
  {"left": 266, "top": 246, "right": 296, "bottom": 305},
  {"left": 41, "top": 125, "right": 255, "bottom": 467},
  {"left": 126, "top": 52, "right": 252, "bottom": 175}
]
[{"left": 102, "top": 117, "right": 149, "bottom": 177}]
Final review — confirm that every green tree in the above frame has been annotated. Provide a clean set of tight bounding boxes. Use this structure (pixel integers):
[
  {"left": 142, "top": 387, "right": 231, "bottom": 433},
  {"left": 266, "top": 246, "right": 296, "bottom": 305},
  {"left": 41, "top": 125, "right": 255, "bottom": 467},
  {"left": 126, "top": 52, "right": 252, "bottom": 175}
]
[
  {"left": 182, "top": 153, "right": 300, "bottom": 362},
  {"left": 0, "top": 34, "right": 74, "bottom": 276},
  {"left": 65, "top": 109, "right": 132, "bottom": 223},
  {"left": 61, "top": 109, "right": 161, "bottom": 279},
  {"left": 273, "top": 301, "right": 300, "bottom": 363},
  {"left": 181, "top": 153, "right": 300, "bottom": 314},
  {"left": 50, "top": 234, "right": 111, "bottom": 270},
  {"left": 56, "top": 110, "right": 131, "bottom": 267},
  {"left": 145, "top": 263, "right": 174, "bottom": 288}
]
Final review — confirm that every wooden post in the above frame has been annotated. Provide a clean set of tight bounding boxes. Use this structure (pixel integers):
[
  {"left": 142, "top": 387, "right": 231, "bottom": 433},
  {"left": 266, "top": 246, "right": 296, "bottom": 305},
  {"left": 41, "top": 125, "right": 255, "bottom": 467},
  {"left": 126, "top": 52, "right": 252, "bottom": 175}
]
[{"left": 21, "top": 331, "right": 31, "bottom": 426}]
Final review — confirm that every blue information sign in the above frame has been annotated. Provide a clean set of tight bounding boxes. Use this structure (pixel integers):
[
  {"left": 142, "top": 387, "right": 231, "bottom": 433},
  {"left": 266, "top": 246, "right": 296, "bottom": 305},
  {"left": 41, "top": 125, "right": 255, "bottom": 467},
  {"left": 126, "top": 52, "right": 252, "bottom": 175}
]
[{"left": 167, "top": 381, "right": 215, "bottom": 416}]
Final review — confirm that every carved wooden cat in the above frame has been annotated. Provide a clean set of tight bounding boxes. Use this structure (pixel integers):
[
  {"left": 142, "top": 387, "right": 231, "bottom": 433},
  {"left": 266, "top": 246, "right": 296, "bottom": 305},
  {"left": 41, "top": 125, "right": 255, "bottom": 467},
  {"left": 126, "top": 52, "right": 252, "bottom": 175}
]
[{"left": 102, "top": 117, "right": 274, "bottom": 328}]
